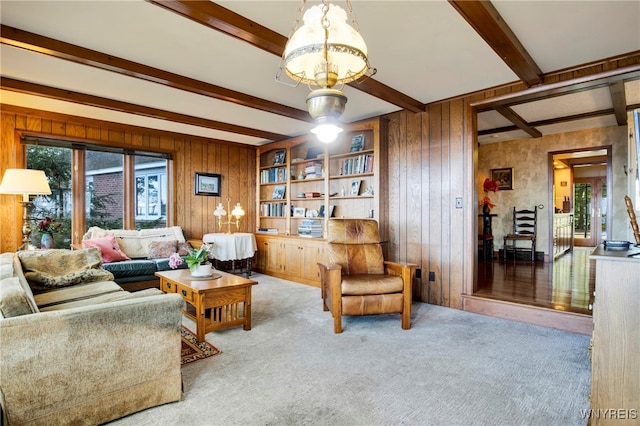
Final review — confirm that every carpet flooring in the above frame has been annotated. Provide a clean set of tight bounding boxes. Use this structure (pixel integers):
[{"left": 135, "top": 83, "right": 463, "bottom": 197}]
[
  {"left": 181, "top": 326, "right": 220, "bottom": 365},
  {"left": 111, "top": 273, "right": 591, "bottom": 426}
]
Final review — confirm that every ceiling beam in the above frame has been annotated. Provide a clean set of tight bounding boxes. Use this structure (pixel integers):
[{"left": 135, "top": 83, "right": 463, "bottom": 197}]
[
  {"left": 0, "top": 24, "right": 311, "bottom": 123},
  {"left": 478, "top": 108, "right": 615, "bottom": 136},
  {"left": 495, "top": 106, "right": 542, "bottom": 138},
  {"left": 448, "top": 0, "right": 543, "bottom": 87},
  {"left": 147, "top": 0, "right": 425, "bottom": 113},
  {"left": 0, "top": 77, "right": 289, "bottom": 141},
  {"left": 608, "top": 81, "right": 627, "bottom": 126}
]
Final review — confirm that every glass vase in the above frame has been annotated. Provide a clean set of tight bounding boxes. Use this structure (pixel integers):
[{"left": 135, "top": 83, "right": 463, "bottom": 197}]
[{"left": 40, "top": 232, "right": 55, "bottom": 249}]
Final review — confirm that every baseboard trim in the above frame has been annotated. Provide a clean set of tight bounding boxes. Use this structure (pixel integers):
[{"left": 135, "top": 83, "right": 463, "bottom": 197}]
[{"left": 462, "top": 294, "right": 593, "bottom": 335}]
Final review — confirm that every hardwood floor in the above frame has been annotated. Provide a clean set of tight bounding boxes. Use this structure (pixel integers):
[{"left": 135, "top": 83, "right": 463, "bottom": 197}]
[{"left": 475, "top": 247, "right": 596, "bottom": 315}]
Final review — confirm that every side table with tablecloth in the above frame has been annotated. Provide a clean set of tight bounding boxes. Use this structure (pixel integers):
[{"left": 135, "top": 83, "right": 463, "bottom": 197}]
[{"left": 202, "top": 233, "right": 257, "bottom": 275}]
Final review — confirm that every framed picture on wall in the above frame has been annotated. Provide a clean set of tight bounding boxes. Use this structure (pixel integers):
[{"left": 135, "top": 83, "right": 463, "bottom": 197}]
[
  {"left": 194, "top": 172, "right": 221, "bottom": 196},
  {"left": 491, "top": 167, "right": 513, "bottom": 190}
]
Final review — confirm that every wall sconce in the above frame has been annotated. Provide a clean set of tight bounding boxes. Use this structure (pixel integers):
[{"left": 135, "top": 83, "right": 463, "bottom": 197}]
[
  {"left": 213, "top": 198, "right": 245, "bottom": 234},
  {"left": 0, "top": 169, "right": 52, "bottom": 250}
]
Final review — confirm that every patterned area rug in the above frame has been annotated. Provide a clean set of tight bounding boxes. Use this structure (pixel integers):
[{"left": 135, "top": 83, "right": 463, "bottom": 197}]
[{"left": 181, "top": 326, "right": 221, "bottom": 365}]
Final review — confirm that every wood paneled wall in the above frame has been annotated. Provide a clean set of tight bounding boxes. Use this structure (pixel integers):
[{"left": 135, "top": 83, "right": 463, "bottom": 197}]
[
  {"left": 383, "top": 53, "right": 640, "bottom": 310},
  {"left": 0, "top": 108, "right": 256, "bottom": 253}
]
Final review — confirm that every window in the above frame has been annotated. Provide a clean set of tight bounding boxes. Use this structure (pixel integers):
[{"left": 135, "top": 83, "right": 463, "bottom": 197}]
[{"left": 25, "top": 137, "right": 171, "bottom": 247}]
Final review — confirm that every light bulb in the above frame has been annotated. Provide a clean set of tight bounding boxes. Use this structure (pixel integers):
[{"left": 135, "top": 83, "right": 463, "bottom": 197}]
[{"left": 311, "top": 123, "right": 343, "bottom": 143}]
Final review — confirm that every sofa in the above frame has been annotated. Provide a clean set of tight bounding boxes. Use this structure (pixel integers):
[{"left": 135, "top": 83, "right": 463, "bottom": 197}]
[
  {"left": 80, "top": 226, "right": 191, "bottom": 291},
  {"left": 0, "top": 248, "right": 184, "bottom": 426}
]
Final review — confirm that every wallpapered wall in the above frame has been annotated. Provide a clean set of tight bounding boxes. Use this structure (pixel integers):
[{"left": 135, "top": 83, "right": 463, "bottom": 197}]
[{"left": 478, "top": 125, "right": 628, "bottom": 258}]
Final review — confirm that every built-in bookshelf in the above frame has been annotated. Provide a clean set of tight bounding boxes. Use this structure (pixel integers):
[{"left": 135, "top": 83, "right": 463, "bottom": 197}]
[{"left": 255, "top": 117, "right": 387, "bottom": 238}]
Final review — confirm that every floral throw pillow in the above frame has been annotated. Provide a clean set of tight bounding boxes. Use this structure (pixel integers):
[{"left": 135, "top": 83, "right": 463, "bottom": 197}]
[
  {"left": 177, "top": 241, "right": 193, "bottom": 256},
  {"left": 148, "top": 240, "right": 178, "bottom": 259}
]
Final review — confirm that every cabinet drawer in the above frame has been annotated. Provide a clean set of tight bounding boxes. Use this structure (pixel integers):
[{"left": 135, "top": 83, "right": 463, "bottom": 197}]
[
  {"left": 175, "top": 282, "right": 196, "bottom": 303},
  {"left": 161, "top": 279, "right": 177, "bottom": 294}
]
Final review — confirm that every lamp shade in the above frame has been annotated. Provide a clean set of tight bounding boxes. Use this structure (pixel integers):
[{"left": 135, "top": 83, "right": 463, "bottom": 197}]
[
  {"left": 284, "top": 3, "right": 368, "bottom": 88},
  {"left": 213, "top": 203, "right": 226, "bottom": 217},
  {"left": 231, "top": 203, "right": 245, "bottom": 217},
  {"left": 0, "top": 169, "right": 51, "bottom": 201}
]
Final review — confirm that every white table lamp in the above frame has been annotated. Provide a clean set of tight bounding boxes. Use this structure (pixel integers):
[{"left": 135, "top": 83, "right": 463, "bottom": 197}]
[{"left": 0, "top": 169, "right": 52, "bottom": 250}]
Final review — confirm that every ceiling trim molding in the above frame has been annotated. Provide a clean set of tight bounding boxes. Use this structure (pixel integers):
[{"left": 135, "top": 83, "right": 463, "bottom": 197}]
[
  {"left": 147, "top": 0, "right": 425, "bottom": 113},
  {"left": 1, "top": 103, "right": 256, "bottom": 147},
  {"left": 0, "top": 77, "right": 288, "bottom": 141},
  {"left": 478, "top": 108, "right": 615, "bottom": 136},
  {"left": 433, "top": 52, "right": 640, "bottom": 108},
  {"left": 448, "top": 0, "right": 543, "bottom": 87},
  {"left": 0, "top": 24, "right": 311, "bottom": 122},
  {"left": 471, "top": 64, "right": 640, "bottom": 110}
]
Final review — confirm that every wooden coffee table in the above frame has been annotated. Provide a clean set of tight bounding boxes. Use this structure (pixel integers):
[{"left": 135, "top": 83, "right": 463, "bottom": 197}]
[{"left": 156, "top": 269, "right": 258, "bottom": 343}]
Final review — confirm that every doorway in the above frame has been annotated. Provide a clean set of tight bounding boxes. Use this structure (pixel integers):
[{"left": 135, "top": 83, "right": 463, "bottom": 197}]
[{"left": 573, "top": 177, "right": 607, "bottom": 247}]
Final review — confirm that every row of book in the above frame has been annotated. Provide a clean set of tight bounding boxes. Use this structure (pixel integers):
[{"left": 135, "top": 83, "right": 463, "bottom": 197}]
[
  {"left": 298, "top": 219, "right": 323, "bottom": 238},
  {"left": 260, "top": 167, "right": 287, "bottom": 183},
  {"left": 337, "top": 154, "right": 374, "bottom": 176},
  {"left": 260, "top": 202, "right": 288, "bottom": 217},
  {"left": 304, "top": 162, "right": 323, "bottom": 179}
]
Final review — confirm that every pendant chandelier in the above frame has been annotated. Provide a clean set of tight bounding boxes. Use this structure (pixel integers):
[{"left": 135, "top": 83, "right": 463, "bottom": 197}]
[{"left": 278, "top": 0, "right": 376, "bottom": 143}]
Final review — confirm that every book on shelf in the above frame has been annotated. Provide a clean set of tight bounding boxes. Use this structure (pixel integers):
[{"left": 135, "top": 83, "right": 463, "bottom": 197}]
[
  {"left": 350, "top": 134, "right": 365, "bottom": 152},
  {"left": 257, "top": 227, "right": 279, "bottom": 234}
]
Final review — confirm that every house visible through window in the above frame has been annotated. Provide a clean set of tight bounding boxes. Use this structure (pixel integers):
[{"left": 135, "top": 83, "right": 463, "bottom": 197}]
[{"left": 25, "top": 137, "right": 171, "bottom": 248}]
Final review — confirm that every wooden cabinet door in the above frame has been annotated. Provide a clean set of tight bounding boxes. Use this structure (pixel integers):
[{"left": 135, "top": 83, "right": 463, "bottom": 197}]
[
  {"left": 300, "top": 240, "right": 324, "bottom": 282},
  {"left": 283, "top": 239, "right": 302, "bottom": 277}
]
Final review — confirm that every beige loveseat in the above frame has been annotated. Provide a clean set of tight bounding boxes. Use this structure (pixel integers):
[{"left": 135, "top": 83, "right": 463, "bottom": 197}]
[{"left": 0, "top": 249, "right": 184, "bottom": 425}]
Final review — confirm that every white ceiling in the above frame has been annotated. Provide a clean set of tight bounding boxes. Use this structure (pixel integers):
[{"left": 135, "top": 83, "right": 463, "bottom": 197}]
[{"left": 1, "top": 1, "right": 639, "bottom": 146}]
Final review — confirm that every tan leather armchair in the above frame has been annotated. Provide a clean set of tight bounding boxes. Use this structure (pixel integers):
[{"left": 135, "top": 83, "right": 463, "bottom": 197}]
[{"left": 318, "top": 218, "right": 417, "bottom": 333}]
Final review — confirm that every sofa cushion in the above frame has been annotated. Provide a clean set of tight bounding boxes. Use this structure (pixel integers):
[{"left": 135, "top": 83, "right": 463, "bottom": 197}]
[
  {"left": 0, "top": 252, "right": 14, "bottom": 279},
  {"left": 7, "top": 254, "right": 40, "bottom": 313},
  {"left": 153, "top": 257, "right": 188, "bottom": 272},
  {"left": 0, "top": 276, "right": 35, "bottom": 317},
  {"left": 83, "top": 226, "right": 186, "bottom": 259},
  {"left": 148, "top": 240, "right": 178, "bottom": 259},
  {"left": 34, "top": 280, "right": 125, "bottom": 311},
  {"left": 18, "top": 248, "right": 114, "bottom": 290},
  {"left": 83, "top": 234, "right": 131, "bottom": 263},
  {"left": 102, "top": 259, "right": 158, "bottom": 278}
]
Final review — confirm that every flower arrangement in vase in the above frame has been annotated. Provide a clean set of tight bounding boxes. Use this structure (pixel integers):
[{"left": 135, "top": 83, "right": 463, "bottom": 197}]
[
  {"left": 168, "top": 243, "right": 213, "bottom": 276},
  {"left": 480, "top": 178, "right": 499, "bottom": 215},
  {"left": 37, "top": 216, "right": 61, "bottom": 249}
]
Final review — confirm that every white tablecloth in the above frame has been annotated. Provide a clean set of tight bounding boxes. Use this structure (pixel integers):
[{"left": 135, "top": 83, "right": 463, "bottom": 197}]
[{"left": 202, "top": 233, "right": 257, "bottom": 261}]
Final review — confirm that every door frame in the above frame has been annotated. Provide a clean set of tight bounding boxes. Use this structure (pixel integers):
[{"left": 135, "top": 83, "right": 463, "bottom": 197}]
[{"left": 547, "top": 146, "right": 612, "bottom": 258}]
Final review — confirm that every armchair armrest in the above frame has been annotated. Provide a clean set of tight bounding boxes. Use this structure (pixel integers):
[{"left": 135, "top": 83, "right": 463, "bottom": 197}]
[{"left": 0, "top": 293, "right": 184, "bottom": 425}]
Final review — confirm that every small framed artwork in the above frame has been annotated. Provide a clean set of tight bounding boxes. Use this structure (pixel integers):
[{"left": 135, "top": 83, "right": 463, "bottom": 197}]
[
  {"left": 318, "top": 204, "right": 335, "bottom": 218},
  {"left": 194, "top": 172, "right": 221, "bottom": 196},
  {"left": 350, "top": 134, "right": 365, "bottom": 152},
  {"left": 350, "top": 179, "right": 362, "bottom": 196},
  {"left": 292, "top": 207, "right": 306, "bottom": 217},
  {"left": 272, "top": 185, "right": 286, "bottom": 200},
  {"left": 491, "top": 167, "right": 513, "bottom": 190},
  {"left": 273, "top": 149, "right": 286, "bottom": 165}
]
